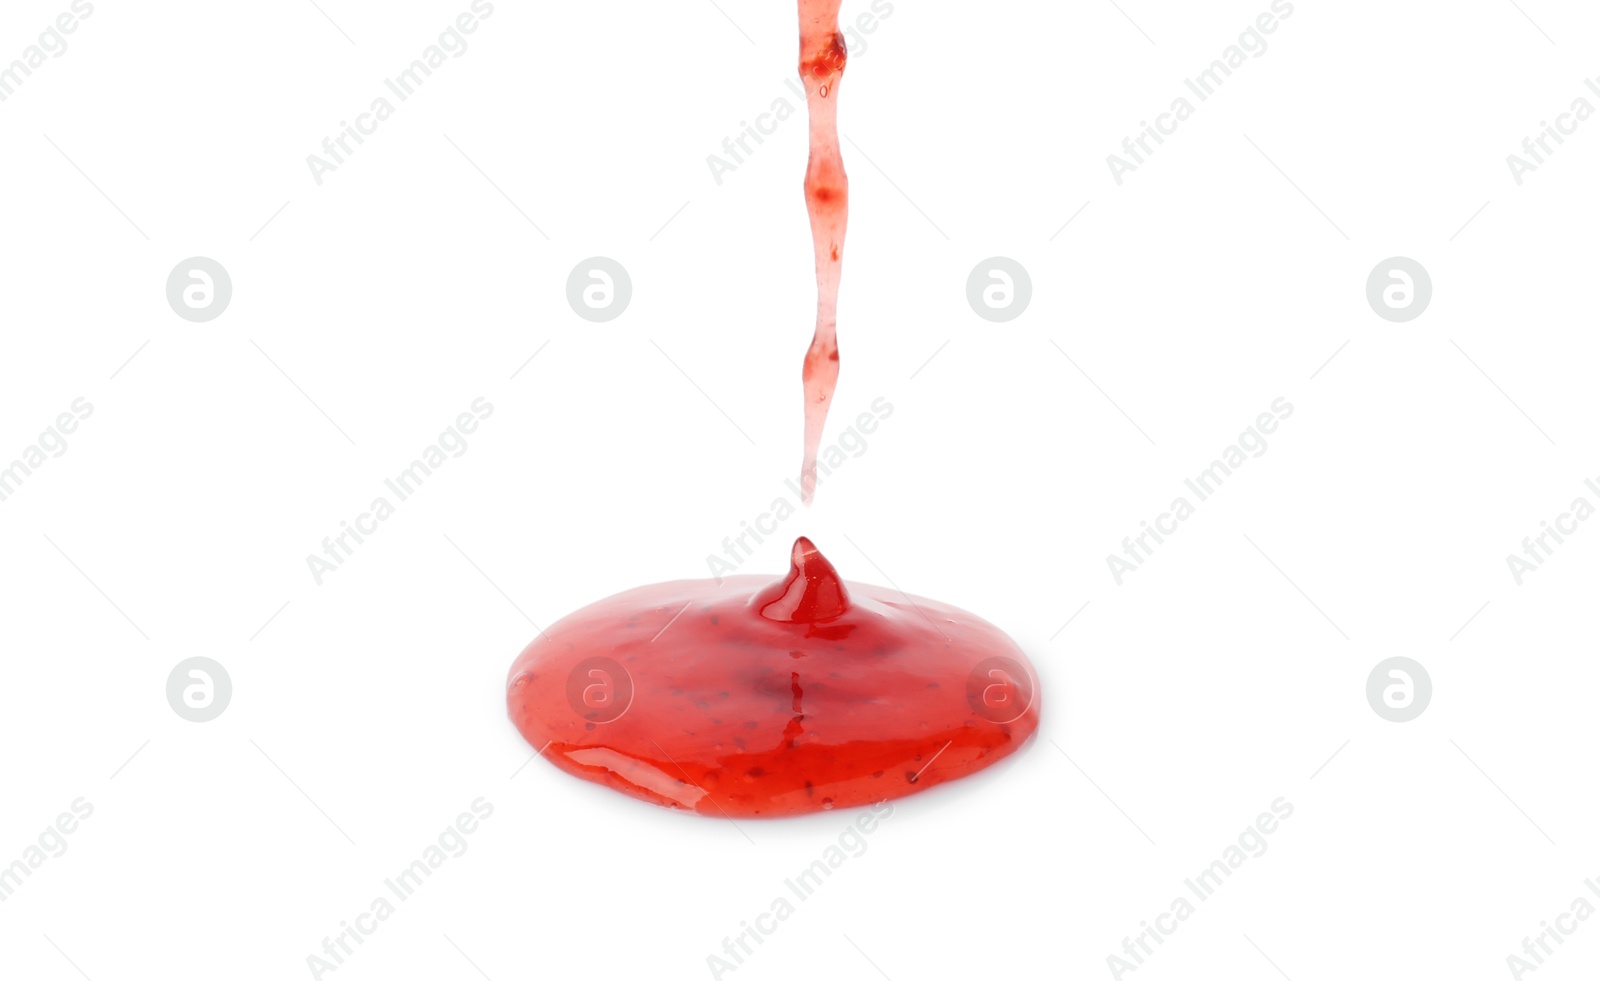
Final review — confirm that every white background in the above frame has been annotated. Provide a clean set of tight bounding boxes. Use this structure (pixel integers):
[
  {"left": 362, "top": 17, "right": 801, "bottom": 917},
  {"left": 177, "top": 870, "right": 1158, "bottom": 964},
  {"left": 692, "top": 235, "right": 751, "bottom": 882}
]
[{"left": 2, "top": 0, "right": 1598, "bottom": 978}]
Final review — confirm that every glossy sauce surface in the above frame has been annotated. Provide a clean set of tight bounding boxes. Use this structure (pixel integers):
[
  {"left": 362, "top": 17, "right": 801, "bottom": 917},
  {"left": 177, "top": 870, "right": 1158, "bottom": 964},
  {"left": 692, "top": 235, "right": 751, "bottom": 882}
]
[{"left": 506, "top": 539, "right": 1040, "bottom": 817}]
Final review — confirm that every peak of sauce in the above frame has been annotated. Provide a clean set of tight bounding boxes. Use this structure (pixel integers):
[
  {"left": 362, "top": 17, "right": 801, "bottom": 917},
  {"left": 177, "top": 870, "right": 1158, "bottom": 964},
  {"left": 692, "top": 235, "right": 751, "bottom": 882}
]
[{"left": 753, "top": 536, "right": 849, "bottom": 623}]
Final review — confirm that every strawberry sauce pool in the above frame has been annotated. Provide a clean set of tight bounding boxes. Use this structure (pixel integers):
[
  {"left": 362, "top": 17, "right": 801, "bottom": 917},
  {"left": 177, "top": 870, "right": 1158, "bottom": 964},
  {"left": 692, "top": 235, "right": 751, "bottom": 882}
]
[{"left": 507, "top": 539, "right": 1041, "bottom": 817}]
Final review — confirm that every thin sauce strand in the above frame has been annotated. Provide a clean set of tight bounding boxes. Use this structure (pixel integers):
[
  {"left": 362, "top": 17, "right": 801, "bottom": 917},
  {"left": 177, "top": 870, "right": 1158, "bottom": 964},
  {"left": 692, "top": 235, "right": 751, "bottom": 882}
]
[{"left": 797, "top": 0, "right": 848, "bottom": 504}]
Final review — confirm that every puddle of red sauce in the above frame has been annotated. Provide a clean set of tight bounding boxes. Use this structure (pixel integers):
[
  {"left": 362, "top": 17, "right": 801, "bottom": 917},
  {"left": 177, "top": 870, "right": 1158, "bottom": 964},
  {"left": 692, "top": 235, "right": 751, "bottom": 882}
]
[
  {"left": 798, "top": 0, "right": 849, "bottom": 504},
  {"left": 507, "top": 538, "right": 1041, "bottom": 817}
]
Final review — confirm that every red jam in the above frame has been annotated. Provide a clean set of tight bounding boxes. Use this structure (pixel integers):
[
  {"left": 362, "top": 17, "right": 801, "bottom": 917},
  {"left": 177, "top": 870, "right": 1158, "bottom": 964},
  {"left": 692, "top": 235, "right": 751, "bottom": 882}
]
[
  {"left": 506, "top": 539, "right": 1041, "bottom": 817},
  {"left": 503, "top": 1, "right": 1043, "bottom": 818}
]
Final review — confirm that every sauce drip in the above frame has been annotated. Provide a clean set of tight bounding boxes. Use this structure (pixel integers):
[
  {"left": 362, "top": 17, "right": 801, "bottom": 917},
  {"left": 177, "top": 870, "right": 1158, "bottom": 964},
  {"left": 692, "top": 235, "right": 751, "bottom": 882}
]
[
  {"left": 797, "top": 0, "right": 849, "bottom": 504},
  {"left": 506, "top": 538, "right": 1041, "bottom": 817}
]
